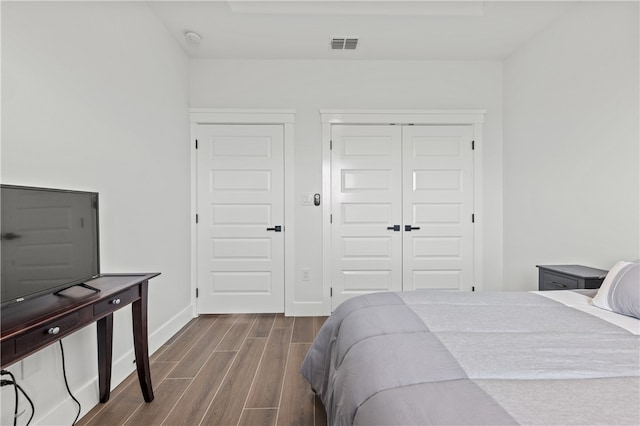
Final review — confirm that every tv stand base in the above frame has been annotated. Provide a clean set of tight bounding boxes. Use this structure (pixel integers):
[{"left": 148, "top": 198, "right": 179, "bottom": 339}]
[
  {"left": 77, "top": 282, "right": 101, "bottom": 293},
  {"left": 54, "top": 282, "right": 101, "bottom": 296}
]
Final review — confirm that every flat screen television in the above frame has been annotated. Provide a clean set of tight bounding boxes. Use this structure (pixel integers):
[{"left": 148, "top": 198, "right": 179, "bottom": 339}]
[{"left": 1, "top": 185, "right": 100, "bottom": 307}]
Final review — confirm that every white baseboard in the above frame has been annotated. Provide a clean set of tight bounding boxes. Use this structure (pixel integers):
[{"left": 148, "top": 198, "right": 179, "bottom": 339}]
[
  {"left": 37, "top": 304, "right": 195, "bottom": 425},
  {"left": 147, "top": 304, "right": 196, "bottom": 357},
  {"left": 288, "top": 301, "right": 330, "bottom": 317}
]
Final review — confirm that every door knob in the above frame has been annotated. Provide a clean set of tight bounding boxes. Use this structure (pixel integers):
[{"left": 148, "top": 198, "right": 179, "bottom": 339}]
[
  {"left": 266, "top": 226, "right": 282, "bottom": 232},
  {"left": 386, "top": 225, "right": 401, "bottom": 231},
  {"left": 404, "top": 225, "right": 421, "bottom": 231}
]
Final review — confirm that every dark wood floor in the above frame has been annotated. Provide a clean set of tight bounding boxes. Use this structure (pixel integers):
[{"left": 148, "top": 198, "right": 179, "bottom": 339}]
[{"left": 78, "top": 314, "right": 328, "bottom": 426}]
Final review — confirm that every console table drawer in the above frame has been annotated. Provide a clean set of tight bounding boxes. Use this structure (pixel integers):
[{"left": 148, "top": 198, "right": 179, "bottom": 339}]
[
  {"left": 1, "top": 340, "right": 16, "bottom": 366},
  {"left": 15, "top": 313, "right": 80, "bottom": 355},
  {"left": 94, "top": 287, "right": 138, "bottom": 317}
]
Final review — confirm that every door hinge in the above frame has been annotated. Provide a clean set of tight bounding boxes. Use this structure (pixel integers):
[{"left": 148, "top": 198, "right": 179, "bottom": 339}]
[
  {"left": 472, "top": 214, "right": 475, "bottom": 223},
  {"left": 196, "top": 214, "right": 199, "bottom": 224},
  {"left": 330, "top": 214, "right": 333, "bottom": 224},
  {"left": 472, "top": 286, "right": 475, "bottom": 292},
  {"left": 330, "top": 287, "right": 333, "bottom": 297},
  {"left": 471, "top": 140, "right": 475, "bottom": 150},
  {"left": 196, "top": 288, "right": 199, "bottom": 298},
  {"left": 195, "top": 139, "right": 198, "bottom": 149},
  {"left": 330, "top": 140, "right": 333, "bottom": 150}
]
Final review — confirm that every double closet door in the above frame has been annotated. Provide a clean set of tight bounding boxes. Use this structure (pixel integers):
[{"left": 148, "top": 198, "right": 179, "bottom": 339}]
[{"left": 331, "top": 124, "right": 474, "bottom": 309}]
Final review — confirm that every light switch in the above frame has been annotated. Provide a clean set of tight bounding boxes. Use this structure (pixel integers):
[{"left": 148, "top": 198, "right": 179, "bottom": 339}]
[{"left": 301, "top": 193, "right": 314, "bottom": 206}]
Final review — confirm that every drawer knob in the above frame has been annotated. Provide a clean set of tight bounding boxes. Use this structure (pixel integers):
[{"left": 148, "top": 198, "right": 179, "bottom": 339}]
[
  {"left": 111, "top": 298, "right": 121, "bottom": 305},
  {"left": 48, "top": 327, "right": 61, "bottom": 335}
]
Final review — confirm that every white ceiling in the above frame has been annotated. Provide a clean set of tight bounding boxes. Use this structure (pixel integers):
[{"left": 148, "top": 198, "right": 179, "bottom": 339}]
[{"left": 147, "top": 1, "right": 576, "bottom": 60}]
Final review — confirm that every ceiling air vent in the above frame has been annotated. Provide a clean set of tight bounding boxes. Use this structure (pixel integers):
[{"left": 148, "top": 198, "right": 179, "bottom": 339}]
[{"left": 331, "top": 37, "right": 358, "bottom": 50}]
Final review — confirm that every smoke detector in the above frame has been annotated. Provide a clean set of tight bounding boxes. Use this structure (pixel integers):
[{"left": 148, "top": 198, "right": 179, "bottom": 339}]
[
  {"left": 330, "top": 37, "right": 358, "bottom": 50},
  {"left": 185, "top": 31, "right": 202, "bottom": 45}
]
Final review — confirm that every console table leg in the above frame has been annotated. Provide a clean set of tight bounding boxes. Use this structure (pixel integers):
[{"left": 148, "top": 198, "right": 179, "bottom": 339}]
[
  {"left": 132, "top": 280, "right": 154, "bottom": 402},
  {"left": 97, "top": 313, "right": 113, "bottom": 403}
]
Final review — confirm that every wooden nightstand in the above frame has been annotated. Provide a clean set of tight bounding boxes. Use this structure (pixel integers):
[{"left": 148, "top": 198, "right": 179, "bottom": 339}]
[{"left": 536, "top": 265, "right": 608, "bottom": 291}]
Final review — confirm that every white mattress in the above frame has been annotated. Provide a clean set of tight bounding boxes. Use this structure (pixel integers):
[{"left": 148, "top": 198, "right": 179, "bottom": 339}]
[{"left": 534, "top": 290, "right": 640, "bottom": 335}]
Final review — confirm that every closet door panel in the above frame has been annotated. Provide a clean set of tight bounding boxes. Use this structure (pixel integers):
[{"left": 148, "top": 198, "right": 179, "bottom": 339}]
[
  {"left": 402, "top": 125, "right": 474, "bottom": 291},
  {"left": 331, "top": 125, "right": 403, "bottom": 310}
]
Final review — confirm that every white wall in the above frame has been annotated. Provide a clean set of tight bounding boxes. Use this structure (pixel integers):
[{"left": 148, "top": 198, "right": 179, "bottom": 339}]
[
  {"left": 191, "top": 59, "right": 505, "bottom": 306},
  {"left": 6, "top": 0, "right": 635, "bottom": 421},
  {"left": 1, "top": 2, "right": 192, "bottom": 424},
  {"left": 503, "top": 1, "right": 640, "bottom": 290}
]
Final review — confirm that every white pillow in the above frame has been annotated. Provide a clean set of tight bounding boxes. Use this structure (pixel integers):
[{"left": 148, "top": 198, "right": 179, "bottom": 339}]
[{"left": 592, "top": 260, "right": 640, "bottom": 319}]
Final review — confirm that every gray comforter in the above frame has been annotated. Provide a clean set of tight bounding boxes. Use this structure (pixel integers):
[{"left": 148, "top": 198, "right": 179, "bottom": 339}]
[{"left": 301, "top": 291, "right": 640, "bottom": 425}]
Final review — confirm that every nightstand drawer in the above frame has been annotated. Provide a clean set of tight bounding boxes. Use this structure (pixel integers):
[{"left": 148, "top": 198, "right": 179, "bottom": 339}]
[{"left": 540, "top": 271, "right": 579, "bottom": 290}]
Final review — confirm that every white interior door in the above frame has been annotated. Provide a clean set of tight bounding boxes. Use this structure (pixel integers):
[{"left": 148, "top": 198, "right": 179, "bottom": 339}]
[
  {"left": 196, "top": 124, "right": 284, "bottom": 313},
  {"left": 402, "top": 125, "right": 474, "bottom": 291},
  {"left": 330, "top": 124, "right": 475, "bottom": 309},
  {"left": 330, "top": 125, "right": 403, "bottom": 310}
]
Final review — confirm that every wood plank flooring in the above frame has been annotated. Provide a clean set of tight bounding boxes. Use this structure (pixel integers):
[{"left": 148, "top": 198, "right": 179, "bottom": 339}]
[{"left": 78, "top": 314, "right": 328, "bottom": 426}]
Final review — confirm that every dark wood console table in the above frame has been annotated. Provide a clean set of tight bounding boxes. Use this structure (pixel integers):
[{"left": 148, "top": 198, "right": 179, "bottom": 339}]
[{"left": 1, "top": 273, "right": 159, "bottom": 403}]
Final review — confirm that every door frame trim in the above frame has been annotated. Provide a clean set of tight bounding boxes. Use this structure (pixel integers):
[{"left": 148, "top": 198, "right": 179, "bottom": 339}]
[
  {"left": 321, "top": 109, "right": 485, "bottom": 313},
  {"left": 190, "top": 109, "right": 296, "bottom": 317}
]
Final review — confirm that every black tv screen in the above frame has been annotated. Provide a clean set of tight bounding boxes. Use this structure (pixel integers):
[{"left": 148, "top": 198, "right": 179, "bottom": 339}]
[{"left": 1, "top": 185, "right": 100, "bottom": 306}]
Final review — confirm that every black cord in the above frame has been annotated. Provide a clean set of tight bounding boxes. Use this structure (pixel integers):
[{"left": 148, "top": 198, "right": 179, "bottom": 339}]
[
  {"left": 1, "top": 341, "right": 84, "bottom": 426},
  {"left": 1, "top": 369, "right": 34, "bottom": 426},
  {"left": 1, "top": 369, "right": 19, "bottom": 426},
  {"left": 58, "top": 341, "right": 81, "bottom": 425},
  {"left": 14, "top": 383, "right": 34, "bottom": 426}
]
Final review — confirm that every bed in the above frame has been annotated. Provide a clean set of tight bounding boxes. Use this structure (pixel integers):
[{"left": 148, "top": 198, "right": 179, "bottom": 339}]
[{"left": 301, "top": 262, "right": 640, "bottom": 425}]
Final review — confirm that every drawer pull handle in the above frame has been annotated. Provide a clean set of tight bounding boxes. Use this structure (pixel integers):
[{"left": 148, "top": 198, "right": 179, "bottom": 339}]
[
  {"left": 549, "top": 281, "right": 567, "bottom": 288},
  {"left": 111, "top": 298, "right": 121, "bottom": 305},
  {"left": 48, "top": 327, "right": 61, "bottom": 335}
]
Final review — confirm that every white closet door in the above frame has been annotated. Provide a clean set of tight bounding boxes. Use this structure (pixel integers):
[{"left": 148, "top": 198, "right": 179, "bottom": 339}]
[
  {"left": 402, "top": 125, "right": 474, "bottom": 291},
  {"left": 196, "top": 124, "right": 284, "bottom": 313},
  {"left": 330, "top": 125, "right": 403, "bottom": 310}
]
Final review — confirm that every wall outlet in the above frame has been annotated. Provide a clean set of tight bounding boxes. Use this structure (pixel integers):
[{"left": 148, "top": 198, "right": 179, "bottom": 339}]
[{"left": 301, "top": 269, "right": 311, "bottom": 281}]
